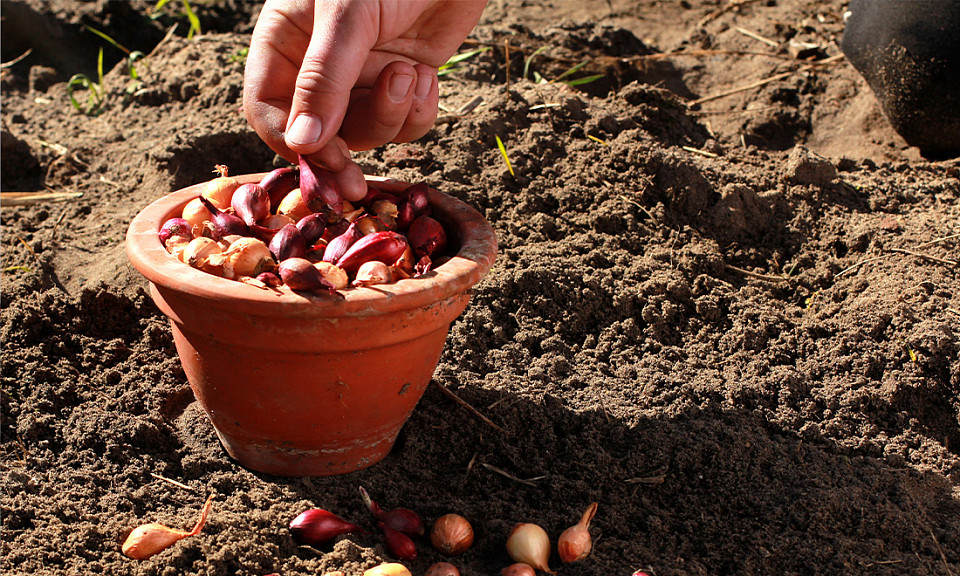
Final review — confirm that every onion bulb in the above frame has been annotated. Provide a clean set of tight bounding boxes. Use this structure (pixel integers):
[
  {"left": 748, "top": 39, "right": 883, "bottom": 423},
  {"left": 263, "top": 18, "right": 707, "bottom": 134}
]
[
  {"left": 289, "top": 508, "right": 365, "bottom": 547},
  {"left": 501, "top": 564, "right": 536, "bottom": 576},
  {"left": 381, "top": 522, "right": 417, "bottom": 561},
  {"left": 121, "top": 495, "right": 214, "bottom": 560},
  {"left": 506, "top": 523, "right": 553, "bottom": 573},
  {"left": 311, "top": 262, "right": 348, "bottom": 290},
  {"left": 277, "top": 188, "right": 313, "bottom": 222},
  {"left": 231, "top": 183, "right": 270, "bottom": 226},
  {"left": 557, "top": 502, "right": 598, "bottom": 563},
  {"left": 363, "top": 562, "right": 413, "bottom": 576},
  {"left": 183, "top": 237, "right": 223, "bottom": 276},
  {"left": 363, "top": 564, "right": 412, "bottom": 576},
  {"left": 371, "top": 199, "right": 399, "bottom": 230},
  {"left": 220, "top": 237, "right": 276, "bottom": 279},
  {"left": 358, "top": 486, "right": 424, "bottom": 537},
  {"left": 200, "top": 165, "right": 240, "bottom": 209},
  {"left": 425, "top": 562, "right": 461, "bottom": 576},
  {"left": 181, "top": 197, "right": 213, "bottom": 236},
  {"left": 430, "top": 513, "right": 474, "bottom": 556},
  {"left": 352, "top": 260, "right": 393, "bottom": 287},
  {"left": 279, "top": 257, "right": 334, "bottom": 292}
]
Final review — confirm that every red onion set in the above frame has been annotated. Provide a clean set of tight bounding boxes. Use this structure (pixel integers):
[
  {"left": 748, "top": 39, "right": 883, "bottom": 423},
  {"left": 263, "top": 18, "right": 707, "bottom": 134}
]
[{"left": 160, "top": 161, "right": 449, "bottom": 292}]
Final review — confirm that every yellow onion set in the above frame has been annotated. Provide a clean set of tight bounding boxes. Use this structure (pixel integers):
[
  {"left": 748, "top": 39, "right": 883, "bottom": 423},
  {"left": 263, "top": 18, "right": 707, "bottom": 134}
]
[{"left": 159, "top": 159, "right": 449, "bottom": 292}]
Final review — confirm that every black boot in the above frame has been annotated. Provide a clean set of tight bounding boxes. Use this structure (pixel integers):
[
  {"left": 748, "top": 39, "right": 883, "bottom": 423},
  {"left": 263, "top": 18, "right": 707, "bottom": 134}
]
[{"left": 841, "top": 0, "right": 960, "bottom": 159}]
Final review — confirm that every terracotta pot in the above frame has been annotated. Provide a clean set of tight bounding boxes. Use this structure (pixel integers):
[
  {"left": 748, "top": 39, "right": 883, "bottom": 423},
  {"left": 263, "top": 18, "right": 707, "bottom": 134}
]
[{"left": 126, "top": 175, "right": 497, "bottom": 476}]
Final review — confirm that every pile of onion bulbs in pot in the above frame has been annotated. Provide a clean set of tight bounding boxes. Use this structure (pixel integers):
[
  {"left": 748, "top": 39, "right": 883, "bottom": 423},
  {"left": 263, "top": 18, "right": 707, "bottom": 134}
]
[{"left": 158, "top": 158, "right": 449, "bottom": 292}]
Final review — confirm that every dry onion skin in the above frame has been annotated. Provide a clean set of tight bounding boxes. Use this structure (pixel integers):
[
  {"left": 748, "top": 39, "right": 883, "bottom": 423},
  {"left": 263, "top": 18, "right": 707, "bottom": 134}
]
[
  {"left": 163, "top": 164, "right": 451, "bottom": 292},
  {"left": 121, "top": 495, "right": 214, "bottom": 560}
]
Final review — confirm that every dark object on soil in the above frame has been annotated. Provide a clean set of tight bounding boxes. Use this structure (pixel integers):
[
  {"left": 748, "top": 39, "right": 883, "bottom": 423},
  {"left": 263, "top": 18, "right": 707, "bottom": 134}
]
[{"left": 841, "top": 0, "right": 960, "bottom": 159}]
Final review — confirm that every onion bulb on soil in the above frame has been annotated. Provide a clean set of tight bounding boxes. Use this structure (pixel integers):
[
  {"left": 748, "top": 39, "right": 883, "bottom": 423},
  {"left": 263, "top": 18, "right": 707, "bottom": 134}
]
[
  {"left": 121, "top": 495, "right": 214, "bottom": 560},
  {"left": 506, "top": 523, "right": 553, "bottom": 573},
  {"left": 363, "top": 564, "right": 412, "bottom": 576},
  {"left": 430, "top": 513, "right": 474, "bottom": 556},
  {"left": 501, "top": 564, "right": 536, "bottom": 576},
  {"left": 557, "top": 502, "right": 598, "bottom": 562},
  {"left": 358, "top": 486, "right": 424, "bottom": 537},
  {"left": 288, "top": 508, "right": 365, "bottom": 547},
  {"left": 381, "top": 522, "right": 417, "bottom": 561},
  {"left": 425, "top": 562, "right": 461, "bottom": 576}
]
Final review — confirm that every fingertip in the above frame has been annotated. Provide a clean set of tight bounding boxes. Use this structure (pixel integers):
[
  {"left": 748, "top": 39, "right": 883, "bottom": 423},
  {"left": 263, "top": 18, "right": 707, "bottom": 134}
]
[
  {"left": 285, "top": 113, "right": 324, "bottom": 152},
  {"left": 414, "top": 66, "right": 436, "bottom": 102},
  {"left": 336, "top": 162, "right": 368, "bottom": 202}
]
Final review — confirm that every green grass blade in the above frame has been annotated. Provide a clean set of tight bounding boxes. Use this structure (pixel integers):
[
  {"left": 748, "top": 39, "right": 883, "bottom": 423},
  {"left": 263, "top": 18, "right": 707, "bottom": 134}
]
[
  {"left": 439, "top": 46, "right": 489, "bottom": 75},
  {"left": 523, "top": 46, "right": 547, "bottom": 80},
  {"left": 445, "top": 47, "right": 490, "bottom": 66},
  {"left": 495, "top": 135, "right": 514, "bottom": 177},
  {"left": 84, "top": 25, "right": 131, "bottom": 55},
  {"left": 67, "top": 74, "right": 91, "bottom": 111},
  {"left": 563, "top": 73, "right": 605, "bottom": 87},
  {"left": 552, "top": 60, "right": 589, "bottom": 83},
  {"left": 97, "top": 47, "right": 104, "bottom": 87},
  {"left": 181, "top": 0, "right": 201, "bottom": 38}
]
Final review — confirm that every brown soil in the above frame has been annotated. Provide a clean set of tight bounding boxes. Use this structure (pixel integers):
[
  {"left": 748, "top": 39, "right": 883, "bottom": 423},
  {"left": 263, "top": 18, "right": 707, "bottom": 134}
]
[{"left": 2, "top": 1, "right": 959, "bottom": 575}]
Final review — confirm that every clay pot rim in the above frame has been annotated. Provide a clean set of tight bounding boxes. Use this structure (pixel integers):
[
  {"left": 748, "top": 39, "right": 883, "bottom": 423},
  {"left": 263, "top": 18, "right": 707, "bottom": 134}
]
[{"left": 125, "top": 174, "right": 498, "bottom": 317}]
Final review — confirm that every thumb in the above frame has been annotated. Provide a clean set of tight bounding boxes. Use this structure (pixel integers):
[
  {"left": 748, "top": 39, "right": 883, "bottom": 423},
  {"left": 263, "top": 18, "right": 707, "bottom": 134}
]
[{"left": 284, "top": 2, "right": 379, "bottom": 155}]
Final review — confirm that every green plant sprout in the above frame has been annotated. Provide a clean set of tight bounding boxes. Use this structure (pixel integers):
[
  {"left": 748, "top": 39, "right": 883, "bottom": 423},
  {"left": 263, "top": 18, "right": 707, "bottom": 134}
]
[
  {"left": 551, "top": 59, "right": 605, "bottom": 87},
  {"left": 153, "top": 0, "right": 202, "bottom": 39},
  {"left": 230, "top": 47, "right": 249, "bottom": 65},
  {"left": 524, "top": 47, "right": 605, "bottom": 87},
  {"left": 67, "top": 47, "right": 105, "bottom": 115},
  {"left": 439, "top": 47, "right": 490, "bottom": 76},
  {"left": 495, "top": 135, "right": 514, "bottom": 177},
  {"left": 84, "top": 26, "right": 147, "bottom": 93},
  {"left": 523, "top": 46, "right": 547, "bottom": 80}
]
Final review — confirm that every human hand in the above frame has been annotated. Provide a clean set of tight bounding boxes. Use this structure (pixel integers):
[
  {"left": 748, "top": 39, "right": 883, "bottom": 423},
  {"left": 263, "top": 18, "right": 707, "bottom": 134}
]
[{"left": 243, "top": 0, "right": 488, "bottom": 201}]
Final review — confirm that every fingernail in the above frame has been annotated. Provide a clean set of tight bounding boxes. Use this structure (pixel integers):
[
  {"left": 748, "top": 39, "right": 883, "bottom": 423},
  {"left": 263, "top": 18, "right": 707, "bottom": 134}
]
[
  {"left": 415, "top": 73, "right": 433, "bottom": 100},
  {"left": 286, "top": 113, "right": 323, "bottom": 146},
  {"left": 388, "top": 73, "right": 414, "bottom": 102}
]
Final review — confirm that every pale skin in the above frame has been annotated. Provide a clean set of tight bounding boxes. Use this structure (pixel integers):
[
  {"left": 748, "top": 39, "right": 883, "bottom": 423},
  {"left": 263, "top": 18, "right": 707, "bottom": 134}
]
[{"left": 243, "top": 0, "right": 489, "bottom": 201}]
